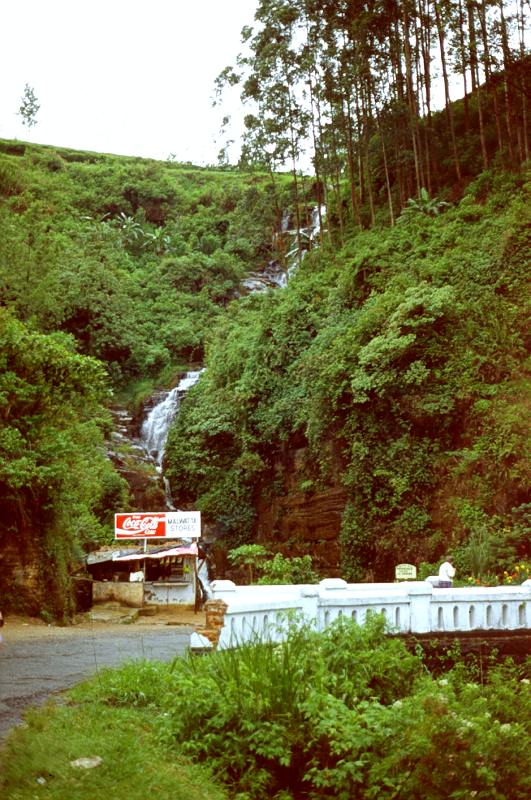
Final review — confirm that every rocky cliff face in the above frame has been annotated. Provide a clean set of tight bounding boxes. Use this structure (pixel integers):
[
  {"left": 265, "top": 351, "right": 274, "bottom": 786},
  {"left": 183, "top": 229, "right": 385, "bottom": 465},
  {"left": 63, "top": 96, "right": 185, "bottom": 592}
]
[
  {"left": 0, "top": 528, "right": 47, "bottom": 615},
  {"left": 255, "top": 441, "right": 347, "bottom": 575},
  {"left": 108, "top": 407, "right": 166, "bottom": 511}
]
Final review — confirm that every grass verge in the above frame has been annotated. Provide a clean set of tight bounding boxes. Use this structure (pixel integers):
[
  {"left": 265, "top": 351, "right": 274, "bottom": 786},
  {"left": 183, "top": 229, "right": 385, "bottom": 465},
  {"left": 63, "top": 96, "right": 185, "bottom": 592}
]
[{"left": 0, "top": 696, "right": 226, "bottom": 800}]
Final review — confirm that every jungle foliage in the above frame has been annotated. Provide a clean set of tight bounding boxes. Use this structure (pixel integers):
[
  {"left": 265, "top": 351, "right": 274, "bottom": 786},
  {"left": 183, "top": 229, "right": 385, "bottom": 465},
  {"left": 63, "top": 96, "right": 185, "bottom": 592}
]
[
  {"left": 41, "top": 616, "right": 531, "bottom": 800},
  {"left": 220, "top": 0, "right": 530, "bottom": 232},
  {"left": 0, "top": 141, "right": 291, "bottom": 382},
  {"left": 162, "top": 0, "right": 531, "bottom": 580},
  {"left": 0, "top": 9, "right": 530, "bottom": 609},
  {"left": 0, "top": 139, "right": 288, "bottom": 614},
  {"left": 165, "top": 167, "right": 530, "bottom": 579}
]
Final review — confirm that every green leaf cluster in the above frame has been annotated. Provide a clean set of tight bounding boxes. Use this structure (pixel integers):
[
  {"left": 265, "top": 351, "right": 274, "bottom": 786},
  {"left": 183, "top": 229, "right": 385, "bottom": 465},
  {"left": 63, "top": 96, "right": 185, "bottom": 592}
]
[
  {"left": 0, "top": 140, "right": 289, "bottom": 382},
  {"left": 0, "top": 310, "right": 129, "bottom": 618},
  {"left": 75, "top": 617, "right": 531, "bottom": 799},
  {"left": 166, "top": 169, "right": 530, "bottom": 578}
]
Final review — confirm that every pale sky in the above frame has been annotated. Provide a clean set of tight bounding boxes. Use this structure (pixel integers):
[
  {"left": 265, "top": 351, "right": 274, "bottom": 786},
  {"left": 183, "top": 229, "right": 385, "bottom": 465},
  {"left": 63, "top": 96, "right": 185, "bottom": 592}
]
[{"left": 0, "top": 0, "right": 258, "bottom": 165}]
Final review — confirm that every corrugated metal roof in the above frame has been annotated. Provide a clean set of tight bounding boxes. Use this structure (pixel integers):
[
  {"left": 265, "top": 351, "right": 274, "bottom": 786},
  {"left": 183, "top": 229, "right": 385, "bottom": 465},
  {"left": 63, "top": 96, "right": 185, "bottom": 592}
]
[
  {"left": 86, "top": 540, "right": 196, "bottom": 565},
  {"left": 113, "top": 543, "right": 198, "bottom": 561}
]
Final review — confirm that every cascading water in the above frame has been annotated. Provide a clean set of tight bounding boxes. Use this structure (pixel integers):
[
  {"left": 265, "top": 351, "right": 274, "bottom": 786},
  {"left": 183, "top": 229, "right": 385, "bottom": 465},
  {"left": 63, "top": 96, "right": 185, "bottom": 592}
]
[
  {"left": 110, "top": 209, "right": 324, "bottom": 594},
  {"left": 241, "top": 204, "right": 326, "bottom": 293},
  {"left": 141, "top": 370, "right": 203, "bottom": 467},
  {"left": 140, "top": 369, "right": 212, "bottom": 598},
  {"left": 285, "top": 203, "right": 326, "bottom": 274}
]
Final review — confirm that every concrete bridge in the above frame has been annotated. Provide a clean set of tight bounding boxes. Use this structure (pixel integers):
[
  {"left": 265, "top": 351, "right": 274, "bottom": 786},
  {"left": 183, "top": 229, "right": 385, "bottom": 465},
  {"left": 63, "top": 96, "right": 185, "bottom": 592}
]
[{"left": 206, "top": 578, "right": 531, "bottom": 651}]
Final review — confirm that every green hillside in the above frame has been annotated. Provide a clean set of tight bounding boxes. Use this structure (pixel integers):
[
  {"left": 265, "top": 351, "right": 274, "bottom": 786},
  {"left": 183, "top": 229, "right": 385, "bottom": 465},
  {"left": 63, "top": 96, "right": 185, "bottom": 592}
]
[
  {"left": 1, "top": 41, "right": 530, "bottom": 614},
  {"left": 0, "top": 140, "right": 293, "bottom": 616},
  {"left": 165, "top": 166, "right": 530, "bottom": 581},
  {"left": 0, "top": 140, "right": 292, "bottom": 384}
]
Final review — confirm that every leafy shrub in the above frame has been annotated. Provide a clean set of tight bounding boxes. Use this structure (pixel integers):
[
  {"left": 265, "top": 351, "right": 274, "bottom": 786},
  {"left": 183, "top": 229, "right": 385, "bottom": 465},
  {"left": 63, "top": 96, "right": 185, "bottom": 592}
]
[
  {"left": 78, "top": 617, "right": 530, "bottom": 799},
  {"left": 228, "top": 544, "right": 270, "bottom": 583},
  {"left": 258, "top": 553, "right": 319, "bottom": 584}
]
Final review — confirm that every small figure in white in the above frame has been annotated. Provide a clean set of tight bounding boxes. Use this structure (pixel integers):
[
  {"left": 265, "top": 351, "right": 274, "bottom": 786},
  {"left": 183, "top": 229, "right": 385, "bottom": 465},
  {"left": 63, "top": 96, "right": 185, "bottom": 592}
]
[{"left": 438, "top": 556, "right": 456, "bottom": 588}]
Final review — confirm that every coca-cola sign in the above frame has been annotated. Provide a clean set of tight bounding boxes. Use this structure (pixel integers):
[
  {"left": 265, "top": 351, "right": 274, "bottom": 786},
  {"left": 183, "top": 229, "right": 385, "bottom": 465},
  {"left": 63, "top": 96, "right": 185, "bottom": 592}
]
[
  {"left": 114, "top": 512, "right": 201, "bottom": 539},
  {"left": 115, "top": 513, "right": 166, "bottom": 538}
]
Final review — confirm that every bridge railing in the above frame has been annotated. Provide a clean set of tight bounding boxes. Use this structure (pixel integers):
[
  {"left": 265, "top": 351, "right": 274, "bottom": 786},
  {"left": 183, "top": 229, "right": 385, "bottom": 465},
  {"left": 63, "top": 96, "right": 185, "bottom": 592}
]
[{"left": 209, "top": 579, "right": 531, "bottom": 649}]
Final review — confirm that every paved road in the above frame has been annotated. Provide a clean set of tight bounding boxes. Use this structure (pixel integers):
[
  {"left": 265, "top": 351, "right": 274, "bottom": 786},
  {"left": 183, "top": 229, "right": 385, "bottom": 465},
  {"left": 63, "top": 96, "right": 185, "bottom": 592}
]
[{"left": 0, "top": 622, "right": 192, "bottom": 739}]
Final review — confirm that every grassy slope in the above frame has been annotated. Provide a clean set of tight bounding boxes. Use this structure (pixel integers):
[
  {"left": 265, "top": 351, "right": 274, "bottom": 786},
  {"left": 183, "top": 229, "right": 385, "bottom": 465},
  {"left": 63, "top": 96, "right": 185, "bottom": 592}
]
[{"left": 0, "top": 700, "right": 226, "bottom": 800}]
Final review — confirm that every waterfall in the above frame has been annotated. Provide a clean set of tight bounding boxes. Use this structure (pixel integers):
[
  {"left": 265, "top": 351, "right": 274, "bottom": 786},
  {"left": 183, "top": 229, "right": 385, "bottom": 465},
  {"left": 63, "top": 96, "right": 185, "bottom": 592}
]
[
  {"left": 243, "top": 205, "right": 326, "bottom": 294},
  {"left": 141, "top": 370, "right": 203, "bottom": 467},
  {"left": 140, "top": 371, "right": 214, "bottom": 597},
  {"left": 198, "top": 557, "right": 212, "bottom": 599},
  {"left": 285, "top": 203, "right": 327, "bottom": 280},
  {"left": 242, "top": 260, "right": 287, "bottom": 292}
]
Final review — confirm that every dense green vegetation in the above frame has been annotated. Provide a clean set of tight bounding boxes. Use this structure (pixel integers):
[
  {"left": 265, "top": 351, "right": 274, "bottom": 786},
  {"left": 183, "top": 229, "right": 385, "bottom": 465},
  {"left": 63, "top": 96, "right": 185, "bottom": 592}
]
[
  {"left": 2, "top": 617, "right": 529, "bottom": 799},
  {"left": 0, "top": 141, "right": 289, "bottom": 381},
  {"left": 1, "top": 3, "right": 530, "bottom": 612},
  {"left": 163, "top": 0, "right": 530, "bottom": 580},
  {"left": 0, "top": 310, "right": 125, "bottom": 615},
  {"left": 166, "top": 167, "right": 530, "bottom": 578},
  {"left": 0, "top": 139, "right": 289, "bottom": 615}
]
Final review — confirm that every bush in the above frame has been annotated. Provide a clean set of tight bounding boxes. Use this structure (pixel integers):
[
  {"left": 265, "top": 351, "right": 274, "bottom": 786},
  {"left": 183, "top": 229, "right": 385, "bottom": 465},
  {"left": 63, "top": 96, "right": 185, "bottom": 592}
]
[
  {"left": 258, "top": 553, "right": 319, "bottom": 584},
  {"left": 75, "top": 617, "right": 531, "bottom": 799}
]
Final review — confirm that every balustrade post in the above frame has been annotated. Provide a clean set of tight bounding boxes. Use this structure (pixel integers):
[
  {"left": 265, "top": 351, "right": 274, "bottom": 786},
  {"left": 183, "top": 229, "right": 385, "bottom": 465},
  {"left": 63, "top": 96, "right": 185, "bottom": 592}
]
[
  {"left": 195, "top": 599, "right": 228, "bottom": 648},
  {"left": 407, "top": 581, "right": 433, "bottom": 633},
  {"left": 318, "top": 579, "right": 348, "bottom": 631},
  {"left": 200, "top": 580, "right": 236, "bottom": 648},
  {"left": 300, "top": 585, "right": 319, "bottom": 626},
  {"left": 210, "top": 580, "right": 237, "bottom": 596}
]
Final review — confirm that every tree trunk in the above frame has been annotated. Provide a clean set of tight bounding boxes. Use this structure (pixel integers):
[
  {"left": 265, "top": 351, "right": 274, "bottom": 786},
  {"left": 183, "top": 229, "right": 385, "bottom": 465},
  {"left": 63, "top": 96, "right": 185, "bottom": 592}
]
[
  {"left": 315, "top": 95, "right": 334, "bottom": 245},
  {"left": 418, "top": 0, "right": 433, "bottom": 193},
  {"left": 478, "top": 0, "right": 504, "bottom": 155},
  {"left": 467, "top": 1, "right": 489, "bottom": 169},
  {"left": 341, "top": 96, "right": 362, "bottom": 229},
  {"left": 458, "top": 0, "right": 471, "bottom": 130},
  {"left": 402, "top": 3, "right": 424, "bottom": 194},
  {"left": 433, "top": 0, "right": 461, "bottom": 180},
  {"left": 361, "top": 84, "right": 376, "bottom": 227},
  {"left": 517, "top": 0, "right": 529, "bottom": 161},
  {"left": 372, "top": 83, "right": 395, "bottom": 226},
  {"left": 498, "top": 0, "right": 515, "bottom": 161}
]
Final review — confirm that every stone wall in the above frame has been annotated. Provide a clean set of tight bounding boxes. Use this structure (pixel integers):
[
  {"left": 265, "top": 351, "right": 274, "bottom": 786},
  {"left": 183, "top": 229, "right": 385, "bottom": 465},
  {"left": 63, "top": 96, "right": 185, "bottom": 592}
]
[
  {"left": 195, "top": 599, "right": 228, "bottom": 647},
  {"left": 0, "top": 532, "right": 45, "bottom": 614},
  {"left": 92, "top": 581, "right": 144, "bottom": 608}
]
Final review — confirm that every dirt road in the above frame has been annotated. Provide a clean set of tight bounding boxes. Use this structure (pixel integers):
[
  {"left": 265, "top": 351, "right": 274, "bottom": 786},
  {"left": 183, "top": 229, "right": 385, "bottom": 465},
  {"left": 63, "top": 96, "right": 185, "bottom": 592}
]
[{"left": 0, "top": 614, "right": 198, "bottom": 739}]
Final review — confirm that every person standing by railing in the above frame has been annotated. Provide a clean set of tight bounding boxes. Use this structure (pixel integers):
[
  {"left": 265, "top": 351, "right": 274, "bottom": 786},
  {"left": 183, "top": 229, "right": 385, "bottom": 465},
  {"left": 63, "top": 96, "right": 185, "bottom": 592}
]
[{"left": 438, "top": 556, "right": 456, "bottom": 588}]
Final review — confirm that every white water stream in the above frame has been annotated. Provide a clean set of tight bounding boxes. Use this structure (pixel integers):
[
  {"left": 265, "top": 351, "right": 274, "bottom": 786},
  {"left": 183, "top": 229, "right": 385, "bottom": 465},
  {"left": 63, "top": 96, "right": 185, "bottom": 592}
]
[
  {"left": 134, "top": 206, "right": 324, "bottom": 595},
  {"left": 139, "top": 368, "right": 212, "bottom": 597},
  {"left": 242, "top": 204, "right": 326, "bottom": 293},
  {"left": 141, "top": 370, "right": 203, "bottom": 467}
]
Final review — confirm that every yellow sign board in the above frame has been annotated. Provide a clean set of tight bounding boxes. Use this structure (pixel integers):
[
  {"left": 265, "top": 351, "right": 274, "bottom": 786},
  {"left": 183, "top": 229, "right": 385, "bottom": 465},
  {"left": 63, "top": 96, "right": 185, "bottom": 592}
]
[{"left": 395, "top": 563, "right": 417, "bottom": 580}]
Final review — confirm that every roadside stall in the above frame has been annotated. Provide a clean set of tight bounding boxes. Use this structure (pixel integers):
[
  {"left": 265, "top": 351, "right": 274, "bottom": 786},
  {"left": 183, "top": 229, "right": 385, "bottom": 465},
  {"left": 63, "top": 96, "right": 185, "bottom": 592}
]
[{"left": 86, "top": 511, "right": 201, "bottom": 609}]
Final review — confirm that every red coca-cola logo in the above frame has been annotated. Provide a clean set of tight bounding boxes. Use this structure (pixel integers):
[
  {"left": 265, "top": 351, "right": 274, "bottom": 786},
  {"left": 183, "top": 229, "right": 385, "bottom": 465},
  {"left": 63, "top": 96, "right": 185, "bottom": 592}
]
[
  {"left": 123, "top": 516, "right": 158, "bottom": 531},
  {"left": 115, "top": 513, "right": 166, "bottom": 538}
]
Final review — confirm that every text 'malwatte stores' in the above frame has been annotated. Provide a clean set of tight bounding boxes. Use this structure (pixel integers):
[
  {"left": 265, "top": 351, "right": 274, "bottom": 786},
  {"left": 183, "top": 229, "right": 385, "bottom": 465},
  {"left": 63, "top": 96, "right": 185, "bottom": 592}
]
[{"left": 114, "top": 511, "right": 201, "bottom": 539}]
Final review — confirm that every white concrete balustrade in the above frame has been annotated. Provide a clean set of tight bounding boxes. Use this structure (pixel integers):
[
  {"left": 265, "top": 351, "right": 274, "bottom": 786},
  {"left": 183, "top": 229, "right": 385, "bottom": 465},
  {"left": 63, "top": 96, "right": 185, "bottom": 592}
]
[{"left": 210, "top": 578, "right": 531, "bottom": 649}]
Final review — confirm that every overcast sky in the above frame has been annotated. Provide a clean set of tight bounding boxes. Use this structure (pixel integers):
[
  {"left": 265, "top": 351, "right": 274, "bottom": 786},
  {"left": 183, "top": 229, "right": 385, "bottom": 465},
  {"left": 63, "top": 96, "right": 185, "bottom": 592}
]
[{"left": 0, "top": 0, "right": 257, "bottom": 165}]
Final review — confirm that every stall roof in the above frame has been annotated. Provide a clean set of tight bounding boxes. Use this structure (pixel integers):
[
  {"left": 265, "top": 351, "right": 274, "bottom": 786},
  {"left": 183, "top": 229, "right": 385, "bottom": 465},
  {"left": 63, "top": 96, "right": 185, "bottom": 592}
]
[
  {"left": 86, "top": 541, "right": 197, "bottom": 566},
  {"left": 113, "top": 543, "right": 198, "bottom": 561}
]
